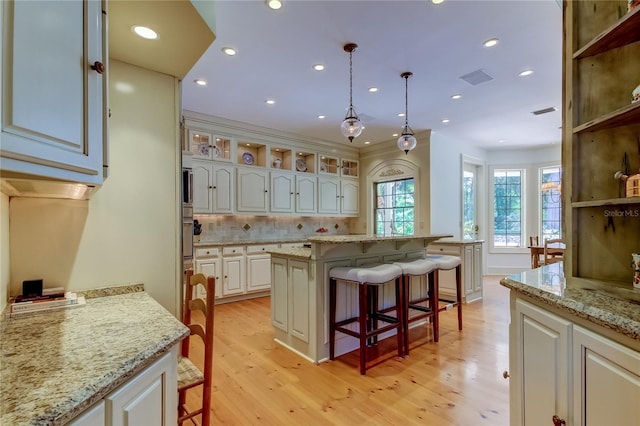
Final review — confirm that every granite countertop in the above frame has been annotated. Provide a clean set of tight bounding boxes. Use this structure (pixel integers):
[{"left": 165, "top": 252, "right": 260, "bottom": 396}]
[
  {"left": 306, "top": 233, "right": 453, "bottom": 244},
  {"left": 0, "top": 286, "right": 189, "bottom": 425},
  {"left": 501, "top": 262, "right": 640, "bottom": 341},
  {"left": 194, "top": 238, "right": 306, "bottom": 247},
  {"left": 267, "top": 247, "right": 312, "bottom": 259}
]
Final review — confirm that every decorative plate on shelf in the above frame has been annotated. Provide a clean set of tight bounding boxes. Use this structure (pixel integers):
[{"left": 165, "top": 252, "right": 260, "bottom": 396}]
[
  {"left": 296, "top": 158, "right": 307, "bottom": 172},
  {"left": 342, "top": 166, "right": 350, "bottom": 176},
  {"left": 242, "top": 152, "right": 254, "bottom": 165},
  {"left": 319, "top": 162, "right": 327, "bottom": 173},
  {"left": 212, "top": 145, "right": 221, "bottom": 158},
  {"left": 198, "top": 144, "right": 209, "bottom": 156}
]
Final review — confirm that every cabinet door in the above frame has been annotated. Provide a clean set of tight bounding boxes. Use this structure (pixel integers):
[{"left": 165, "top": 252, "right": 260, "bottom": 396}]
[
  {"left": 237, "top": 169, "right": 268, "bottom": 212},
  {"left": 1, "top": 0, "right": 105, "bottom": 183},
  {"left": 68, "top": 401, "right": 105, "bottom": 426},
  {"left": 271, "top": 257, "right": 288, "bottom": 332},
  {"left": 195, "top": 258, "right": 222, "bottom": 299},
  {"left": 289, "top": 259, "right": 310, "bottom": 343},
  {"left": 212, "top": 164, "right": 234, "bottom": 213},
  {"left": 472, "top": 243, "right": 483, "bottom": 293},
  {"left": 192, "top": 160, "right": 213, "bottom": 213},
  {"left": 340, "top": 180, "right": 359, "bottom": 215},
  {"left": 271, "top": 172, "right": 294, "bottom": 213},
  {"left": 246, "top": 254, "right": 272, "bottom": 292},
  {"left": 573, "top": 326, "right": 640, "bottom": 426},
  {"left": 106, "top": 348, "right": 177, "bottom": 426},
  {"left": 318, "top": 178, "right": 340, "bottom": 214},
  {"left": 463, "top": 245, "right": 474, "bottom": 295},
  {"left": 511, "top": 298, "right": 571, "bottom": 426},
  {"left": 296, "top": 175, "right": 317, "bottom": 214},
  {"left": 222, "top": 256, "right": 245, "bottom": 296}
]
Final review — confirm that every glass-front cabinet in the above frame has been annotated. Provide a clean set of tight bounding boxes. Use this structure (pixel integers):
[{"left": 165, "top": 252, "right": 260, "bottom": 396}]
[
  {"left": 341, "top": 159, "right": 359, "bottom": 178},
  {"left": 188, "top": 130, "right": 231, "bottom": 161},
  {"left": 318, "top": 154, "right": 339, "bottom": 176}
]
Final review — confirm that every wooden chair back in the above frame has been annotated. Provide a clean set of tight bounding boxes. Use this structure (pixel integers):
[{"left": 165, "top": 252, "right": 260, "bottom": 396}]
[
  {"left": 544, "top": 239, "right": 565, "bottom": 265},
  {"left": 529, "top": 236, "right": 539, "bottom": 247},
  {"left": 179, "top": 269, "right": 215, "bottom": 425}
]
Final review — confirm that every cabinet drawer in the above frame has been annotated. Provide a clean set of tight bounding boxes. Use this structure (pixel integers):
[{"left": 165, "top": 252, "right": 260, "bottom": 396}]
[
  {"left": 222, "top": 246, "right": 244, "bottom": 256},
  {"left": 246, "top": 244, "right": 278, "bottom": 254},
  {"left": 427, "top": 244, "right": 462, "bottom": 256},
  {"left": 195, "top": 247, "right": 220, "bottom": 258}
]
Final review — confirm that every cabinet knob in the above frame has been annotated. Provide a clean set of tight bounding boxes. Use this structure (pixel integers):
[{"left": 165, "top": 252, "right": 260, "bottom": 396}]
[
  {"left": 206, "top": 251, "right": 210, "bottom": 254},
  {"left": 552, "top": 415, "right": 566, "bottom": 426},
  {"left": 209, "top": 185, "right": 213, "bottom": 189},
  {"left": 502, "top": 371, "right": 509, "bottom": 379},
  {"left": 264, "top": 190, "right": 268, "bottom": 193},
  {"left": 91, "top": 61, "right": 105, "bottom": 74},
  {"left": 213, "top": 186, "right": 217, "bottom": 189}
]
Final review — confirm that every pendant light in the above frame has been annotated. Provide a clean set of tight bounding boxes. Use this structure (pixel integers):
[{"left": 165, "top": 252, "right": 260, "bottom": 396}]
[
  {"left": 397, "top": 72, "right": 417, "bottom": 154},
  {"left": 340, "top": 43, "right": 364, "bottom": 142}
]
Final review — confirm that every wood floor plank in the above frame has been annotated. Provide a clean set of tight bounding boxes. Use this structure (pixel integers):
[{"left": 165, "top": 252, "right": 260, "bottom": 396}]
[{"left": 184, "top": 276, "right": 511, "bottom": 425}]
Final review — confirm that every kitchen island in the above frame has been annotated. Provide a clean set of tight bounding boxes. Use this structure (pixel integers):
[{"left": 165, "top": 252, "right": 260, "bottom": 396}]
[
  {"left": 0, "top": 285, "right": 188, "bottom": 425},
  {"left": 269, "top": 233, "right": 452, "bottom": 363},
  {"left": 500, "top": 263, "right": 639, "bottom": 426}
]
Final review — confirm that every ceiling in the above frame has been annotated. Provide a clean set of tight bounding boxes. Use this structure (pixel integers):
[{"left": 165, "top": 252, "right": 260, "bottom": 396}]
[{"left": 182, "top": 0, "right": 563, "bottom": 150}]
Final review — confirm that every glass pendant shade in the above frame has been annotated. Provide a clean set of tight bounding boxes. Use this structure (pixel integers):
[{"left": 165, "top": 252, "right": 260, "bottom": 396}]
[
  {"left": 398, "top": 71, "right": 417, "bottom": 154},
  {"left": 340, "top": 107, "right": 364, "bottom": 142},
  {"left": 397, "top": 126, "right": 417, "bottom": 154}
]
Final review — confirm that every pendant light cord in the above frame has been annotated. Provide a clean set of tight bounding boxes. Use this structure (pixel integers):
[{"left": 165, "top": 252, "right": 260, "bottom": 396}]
[
  {"left": 349, "top": 50, "right": 354, "bottom": 108},
  {"left": 404, "top": 75, "right": 409, "bottom": 127}
]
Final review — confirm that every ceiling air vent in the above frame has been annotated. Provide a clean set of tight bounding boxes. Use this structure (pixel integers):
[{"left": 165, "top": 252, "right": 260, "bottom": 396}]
[
  {"left": 459, "top": 69, "right": 494, "bottom": 86},
  {"left": 532, "top": 107, "right": 557, "bottom": 115}
]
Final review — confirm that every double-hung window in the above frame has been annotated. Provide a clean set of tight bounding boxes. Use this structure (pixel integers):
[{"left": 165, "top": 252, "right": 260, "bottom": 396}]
[
  {"left": 540, "top": 165, "right": 562, "bottom": 241},
  {"left": 375, "top": 178, "right": 415, "bottom": 236},
  {"left": 492, "top": 169, "right": 524, "bottom": 248}
]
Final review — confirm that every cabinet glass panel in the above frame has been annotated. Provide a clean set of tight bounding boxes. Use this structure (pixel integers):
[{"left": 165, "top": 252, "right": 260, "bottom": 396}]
[
  {"left": 237, "top": 141, "right": 267, "bottom": 167},
  {"left": 271, "top": 147, "right": 292, "bottom": 170},
  {"left": 213, "top": 136, "right": 231, "bottom": 161},
  {"left": 319, "top": 154, "right": 339, "bottom": 175},
  {"left": 189, "top": 130, "right": 212, "bottom": 158},
  {"left": 341, "top": 159, "right": 358, "bottom": 177},
  {"left": 295, "top": 151, "right": 315, "bottom": 173}
]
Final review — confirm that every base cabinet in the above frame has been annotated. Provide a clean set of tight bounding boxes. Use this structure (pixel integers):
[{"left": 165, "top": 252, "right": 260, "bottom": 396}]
[
  {"left": 427, "top": 240, "right": 483, "bottom": 303},
  {"left": 69, "top": 347, "right": 178, "bottom": 426},
  {"left": 509, "top": 295, "right": 640, "bottom": 426},
  {"left": 271, "top": 256, "right": 313, "bottom": 358}
]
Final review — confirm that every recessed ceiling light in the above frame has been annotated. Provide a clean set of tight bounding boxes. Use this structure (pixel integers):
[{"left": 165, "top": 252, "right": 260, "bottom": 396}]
[
  {"left": 499, "top": 139, "right": 506, "bottom": 143},
  {"left": 442, "top": 118, "right": 450, "bottom": 124},
  {"left": 364, "top": 141, "right": 371, "bottom": 145},
  {"left": 397, "top": 113, "right": 405, "bottom": 117},
  {"left": 519, "top": 69, "right": 534, "bottom": 77},
  {"left": 194, "top": 79, "right": 207, "bottom": 86},
  {"left": 265, "top": 99, "right": 275, "bottom": 105},
  {"left": 451, "top": 94, "right": 462, "bottom": 100},
  {"left": 313, "top": 64, "right": 325, "bottom": 71},
  {"left": 317, "top": 115, "right": 325, "bottom": 119},
  {"left": 483, "top": 38, "right": 499, "bottom": 48},
  {"left": 265, "top": 0, "right": 282, "bottom": 10},
  {"left": 392, "top": 133, "right": 399, "bottom": 137},
  {"left": 222, "top": 47, "right": 237, "bottom": 56},
  {"left": 369, "top": 87, "right": 378, "bottom": 93},
  {"left": 132, "top": 26, "right": 158, "bottom": 40},
  {"left": 432, "top": 0, "right": 445, "bottom": 4}
]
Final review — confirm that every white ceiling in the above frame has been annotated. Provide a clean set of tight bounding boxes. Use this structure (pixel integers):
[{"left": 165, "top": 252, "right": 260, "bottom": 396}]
[{"left": 182, "top": 0, "right": 563, "bottom": 150}]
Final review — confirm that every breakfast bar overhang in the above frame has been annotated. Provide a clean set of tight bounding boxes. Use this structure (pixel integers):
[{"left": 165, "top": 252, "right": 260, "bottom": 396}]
[{"left": 268, "top": 234, "right": 453, "bottom": 364}]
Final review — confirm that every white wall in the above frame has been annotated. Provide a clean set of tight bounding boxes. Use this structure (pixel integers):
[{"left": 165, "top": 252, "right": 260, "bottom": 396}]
[
  {"left": 7, "top": 60, "right": 181, "bottom": 314},
  {"left": 0, "top": 193, "right": 9, "bottom": 312},
  {"left": 486, "top": 144, "right": 561, "bottom": 274},
  {"left": 430, "top": 131, "right": 487, "bottom": 240}
]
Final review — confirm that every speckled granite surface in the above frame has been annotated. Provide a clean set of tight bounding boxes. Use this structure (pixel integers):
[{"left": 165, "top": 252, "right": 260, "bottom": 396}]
[
  {"left": 194, "top": 238, "right": 306, "bottom": 247},
  {"left": 268, "top": 247, "right": 312, "bottom": 259},
  {"left": 306, "top": 233, "right": 452, "bottom": 244},
  {"left": 0, "top": 289, "right": 189, "bottom": 425},
  {"left": 500, "top": 262, "right": 640, "bottom": 341}
]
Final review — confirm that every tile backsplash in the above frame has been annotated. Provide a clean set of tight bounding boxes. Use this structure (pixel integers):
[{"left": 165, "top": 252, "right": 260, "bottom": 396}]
[{"left": 194, "top": 215, "right": 352, "bottom": 243}]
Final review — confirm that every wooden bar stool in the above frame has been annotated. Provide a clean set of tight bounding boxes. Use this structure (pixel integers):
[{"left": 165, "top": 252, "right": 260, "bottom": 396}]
[
  {"left": 394, "top": 258, "right": 439, "bottom": 355},
  {"left": 426, "top": 254, "right": 463, "bottom": 331},
  {"left": 329, "top": 263, "right": 404, "bottom": 375}
]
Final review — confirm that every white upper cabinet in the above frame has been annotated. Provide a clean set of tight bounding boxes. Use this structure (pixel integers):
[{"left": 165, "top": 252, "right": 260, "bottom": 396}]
[
  {"left": 270, "top": 172, "right": 295, "bottom": 213},
  {"left": 0, "top": 0, "right": 107, "bottom": 184},
  {"left": 193, "top": 159, "right": 233, "bottom": 214},
  {"left": 295, "top": 175, "right": 316, "bottom": 214},
  {"left": 237, "top": 168, "right": 268, "bottom": 213},
  {"left": 318, "top": 178, "right": 340, "bottom": 215}
]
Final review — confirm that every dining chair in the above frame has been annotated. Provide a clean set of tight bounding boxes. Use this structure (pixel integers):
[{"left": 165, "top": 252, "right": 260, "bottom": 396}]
[
  {"left": 529, "top": 236, "right": 544, "bottom": 268},
  {"left": 544, "top": 239, "right": 565, "bottom": 265},
  {"left": 178, "top": 269, "right": 215, "bottom": 425}
]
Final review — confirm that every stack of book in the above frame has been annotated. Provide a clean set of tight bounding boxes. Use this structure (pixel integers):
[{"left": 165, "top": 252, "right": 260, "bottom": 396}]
[{"left": 10, "top": 289, "right": 86, "bottom": 318}]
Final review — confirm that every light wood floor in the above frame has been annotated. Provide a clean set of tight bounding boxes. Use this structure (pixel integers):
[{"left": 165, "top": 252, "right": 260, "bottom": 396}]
[{"left": 184, "top": 276, "right": 511, "bottom": 425}]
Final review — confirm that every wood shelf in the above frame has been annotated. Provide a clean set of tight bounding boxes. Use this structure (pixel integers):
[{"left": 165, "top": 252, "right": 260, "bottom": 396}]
[
  {"left": 573, "top": 101, "right": 640, "bottom": 134},
  {"left": 572, "top": 196, "right": 640, "bottom": 208},
  {"left": 573, "top": 6, "right": 640, "bottom": 59}
]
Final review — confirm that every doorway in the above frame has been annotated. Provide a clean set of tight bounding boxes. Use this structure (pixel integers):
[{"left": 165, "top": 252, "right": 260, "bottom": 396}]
[{"left": 462, "top": 155, "right": 484, "bottom": 241}]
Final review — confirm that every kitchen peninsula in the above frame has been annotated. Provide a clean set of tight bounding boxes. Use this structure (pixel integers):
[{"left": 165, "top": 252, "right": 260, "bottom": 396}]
[{"left": 269, "top": 233, "right": 452, "bottom": 363}]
